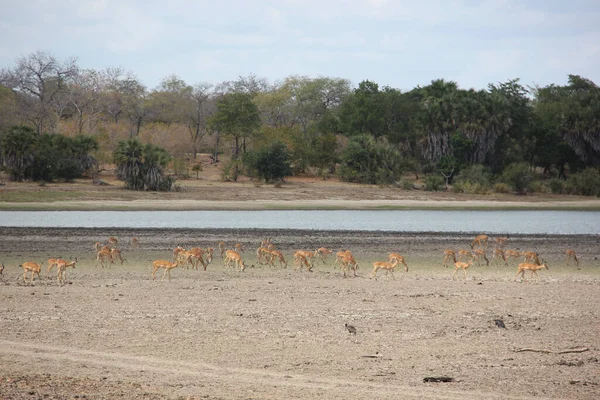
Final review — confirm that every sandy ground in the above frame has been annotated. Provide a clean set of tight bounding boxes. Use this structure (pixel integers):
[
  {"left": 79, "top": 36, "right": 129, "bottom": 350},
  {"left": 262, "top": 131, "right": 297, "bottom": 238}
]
[{"left": 0, "top": 227, "right": 599, "bottom": 399}]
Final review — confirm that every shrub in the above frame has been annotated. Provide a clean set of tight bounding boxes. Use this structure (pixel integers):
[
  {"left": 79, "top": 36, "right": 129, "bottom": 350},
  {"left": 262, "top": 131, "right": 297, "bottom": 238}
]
[
  {"left": 192, "top": 163, "right": 203, "bottom": 179},
  {"left": 493, "top": 183, "right": 510, "bottom": 193},
  {"left": 548, "top": 178, "right": 565, "bottom": 194},
  {"left": 425, "top": 175, "right": 445, "bottom": 191},
  {"left": 397, "top": 180, "right": 414, "bottom": 190},
  {"left": 453, "top": 181, "right": 489, "bottom": 195},
  {"left": 254, "top": 141, "right": 292, "bottom": 183},
  {"left": 529, "top": 180, "right": 549, "bottom": 194},
  {"left": 220, "top": 160, "right": 241, "bottom": 182},
  {"left": 501, "top": 163, "right": 534, "bottom": 194},
  {"left": 567, "top": 168, "right": 600, "bottom": 196},
  {"left": 453, "top": 164, "right": 492, "bottom": 194},
  {"left": 172, "top": 157, "right": 189, "bottom": 179}
]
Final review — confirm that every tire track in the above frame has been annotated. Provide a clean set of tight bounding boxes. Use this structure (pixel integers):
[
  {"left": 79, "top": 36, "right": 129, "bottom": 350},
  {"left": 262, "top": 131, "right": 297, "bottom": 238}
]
[{"left": 0, "top": 339, "right": 553, "bottom": 400}]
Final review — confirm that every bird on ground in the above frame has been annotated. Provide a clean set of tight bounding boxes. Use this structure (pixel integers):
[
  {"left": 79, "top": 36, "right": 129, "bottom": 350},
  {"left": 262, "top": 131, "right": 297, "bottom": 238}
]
[
  {"left": 494, "top": 319, "right": 506, "bottom": 329},
  {"left": 345, "top": 323, "right": 357, "bottom": 335}
]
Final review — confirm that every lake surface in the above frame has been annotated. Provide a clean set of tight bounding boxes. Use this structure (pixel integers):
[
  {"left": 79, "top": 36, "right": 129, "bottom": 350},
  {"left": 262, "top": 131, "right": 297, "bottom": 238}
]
[{"left": 1, "top": 210, "right": 599, "bottom": 234}]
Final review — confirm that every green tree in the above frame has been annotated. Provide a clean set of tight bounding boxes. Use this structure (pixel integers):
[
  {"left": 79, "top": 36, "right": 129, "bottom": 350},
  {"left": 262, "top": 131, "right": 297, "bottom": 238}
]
[
  {"left": 0, "top": 125, "right": 36, "bottom": 181},
  {"left": 114, "top": 138, "right": 173, "bottom": 191},
  {"left": 252, "top": 141, "right": 292, "bottom": 183},
  {"left": 338, "top": 134, "right": 403, "bottom": 184},
  {"left": 501, "top": 162, "right": 534, "bottom": 194}
]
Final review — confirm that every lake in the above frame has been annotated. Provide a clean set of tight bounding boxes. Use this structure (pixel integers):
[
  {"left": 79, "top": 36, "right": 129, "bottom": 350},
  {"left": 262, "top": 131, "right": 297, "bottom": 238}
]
[{"left": 1, "top": 210, "right": 599, "bottom": 234}]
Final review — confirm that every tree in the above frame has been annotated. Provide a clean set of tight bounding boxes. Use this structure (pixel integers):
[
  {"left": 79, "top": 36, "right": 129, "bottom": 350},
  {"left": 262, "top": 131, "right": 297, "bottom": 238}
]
[
  {"left": 252, "top": 141, "right": 292, "bottom": 183},
  {"left": 338, "top": 134, "right": 403, "bottom": 184},
  {"left": 0, "top": 125, "right": 36, "bottom": 181},
  {"left": 0, "top": 51, "right": 78, "bottom": 135},
  {"left": 339, "top": 80, "right": 386, "bottom": 137},
  {"left": 114, "top": 138, "right": 173, "bottom": 191}
]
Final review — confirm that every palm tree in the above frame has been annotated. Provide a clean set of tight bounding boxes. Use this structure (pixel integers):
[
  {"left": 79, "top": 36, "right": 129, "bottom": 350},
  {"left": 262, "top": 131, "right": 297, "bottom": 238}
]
[
  {"left": 0, "top": 125, "right": 36, "bottom": 181},
  {"left": 114, "top": 138, "right": 144, "bottom": 190}
]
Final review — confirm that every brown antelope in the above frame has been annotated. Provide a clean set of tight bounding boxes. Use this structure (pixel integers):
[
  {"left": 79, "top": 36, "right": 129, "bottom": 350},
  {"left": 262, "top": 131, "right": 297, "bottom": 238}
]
[
  {"left": 173, "top": 246, "right": 186, "bottom": 260},
  {"left": 189, "top": 247, "right": 212, "bottom": 270},
  {"left": 335, "top": 250, "right": 353, "bottom": 266},
  {"left": 566, "top": 249, "right": 579, "bottom": 268},
  {"left": 492, "top": 248, "right": 507, "bottom": 265},
  {"left": 218, "top": 241, "right": 226, "bottom": 257},
  {"left": 370, "top": 259, "right": 399, "bottom": 280},
  {"left": 504, "top": 249, "right": 522, "bottom": 264},
  {"left": 388, "top": 253, "right": 408, "bottom": 272},
  {"left": 0, "top": 263, "right": 4, "bottom": 275},
  {"left": 56, "top": 258, "right": 77, "bottom": 286},
  {"left": 315, "top": 247, "right": 334, "bottom": 263},
  {"left": 452, "top": 260, "right": 473, "bottom": 281},
  {"left": 457, "top": 249, "right": 473, "bottom": 260},
  {"left": 470, "top": 234, "right": 489, "bottom": 250},
  {"left": 108, "top": 236, "right": 118, "bottom": 245},
  {"left": 256, "top": 246, "right": 272, "bottom": 265},
  {"left": 293, "top": 251, "right": 312, "bottom": 272},
  {"left": 46, "top": 257, "right": 61, "bottom": 277},
  {"left": 111, "top": 248, "right": 124, "bottom": 265},
  {"left": 295, "top": 250, "right": 315, "bottom": 269},
  {"left": 97, "top": 249, "right": 113, "bottom": 268},
  {"left": 494, "top": 237, "right": 508, "bottom": 249},
  {"left": 522, "top": 251, "right": 541, "bottom": 265},
  {"left": 131, "top": 237, "right": 139, "bottom": 249},
  {"left": 224, "top": 250, "right": 246, "bottom": 271},
  {"left": 267, "top": 250, "right": 287, "bottom": 268},
  {"left": 234, "top": 243, "right": 245, "bottom": 253},
  {"left": 515, "top": 262, "right": 549, "bottom": 283},
  {"left": 94, "top": 242, "right": 102, "bottom": 252},
  {"left": 152, "top": 260, "right": 180, "bottom": 281},
  {"left": 472, "top": 249, "right": 489, "bottom": 266},
  {"left": 443, "top": 250, "right": 457, "bottom": 268},
  {"left": 20, "top": 261, "right": 43, "bottom": 284},
  {"left": 339, "top": 253, "right": 359, "bottom": 277}
]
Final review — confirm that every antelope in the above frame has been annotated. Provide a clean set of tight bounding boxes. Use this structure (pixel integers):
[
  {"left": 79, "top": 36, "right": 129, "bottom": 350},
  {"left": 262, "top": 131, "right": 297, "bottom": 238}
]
[
  {"left": 256, "top": 247, "right": 271, "bottom": 265},
  {"left": 443, "top": 250, "right": 456, "bottom": 268},
  {"left": 173, "top": 246, "right": 186, "bottom": 260},
  {"left": 152, "top": 260, "right": 180, "bottom": 281},
  {"left": 388, "top": 253, "right": 408, "bottom": 272},
  {"left": 339, "top": 253, "right": 359, "bottom": 277},
  {"left": 457, "top": 249, "right": 473, "bottom": 260},
  {"left": 46, "top": 257, "right": 61, "bottom": 277},
  {"left": 20, "top": 261, "right": 43, "bottom": 284},
  {"left": 470, "top": 234, "right": 489, "bottom": 250},
  {"left": 224, "top": 250, "right": 246, "bottom": 271},
  {"left": 293, "top": 251, "right": 312, "bottom": 272},
  {"left": 335, "top": 250, "right": 353, "bottom": 266},
  {"left": 97, "top": 249, "right": 113, "bottom": 268},
  {"left": 218, "top": 241, "right": 226, "bottom": 257},
  {"left": 515, "top": 262, "right": 549, "bottom": 283},
  {"left": 472, "top": 249, "right": 489, "bottom": 266},
  {"left": 370, "top": 259, "right": 399, "bottom": 280},
  {"left": 234, "top": 243, "right": 245, "bottom": 253},
  {"left": 494, "top": 237, "right": 508, "bottom": 249},
  {"left": 504, "top": 249, "right": 522, "bottom": 264},
  {"left": 94, "top": 242, "right": 102, "bottom": 252},
  {"left": 295, "top": 250, "right": 315, "bottom": 269},
  {"left": 566, "top": 249, "right": 579, "bottom": 268},
  {"left": 131, "top": 237, "right": 139, "bottom": 249},
  {"left": 111, "top": 248, "right": 124, "bottom": 265},
  {"left": 522, "top": 251, "right": 541, "bottom": 265},
  {"left": 108, "top": 236, "right": 118, "bottom": 245},
  {"left": 452, "top": 260, "right": 473, "bottom": 281},
  {"left": 492, "top": 248, "right": 507, "bottom": 265},
  {"left": 0, "top": 263, "right": 3, "bottom": 275},
  {"left": 315, "top": 247, "right": 334, "bottom": 264},
  {"left": 189, "top": 247, "right": 212, "bottom": 270},
  {"left": 56, "top": 258, "right": 77, "bottom": 286},
  {"left": 267, "top": 250, "right": 287, "bottom": 268}
]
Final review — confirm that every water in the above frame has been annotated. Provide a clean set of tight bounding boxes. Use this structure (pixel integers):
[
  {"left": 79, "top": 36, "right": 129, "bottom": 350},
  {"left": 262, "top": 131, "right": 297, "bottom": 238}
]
[{"left": 1, "top": 210, "right": 599, "bottom": 234}]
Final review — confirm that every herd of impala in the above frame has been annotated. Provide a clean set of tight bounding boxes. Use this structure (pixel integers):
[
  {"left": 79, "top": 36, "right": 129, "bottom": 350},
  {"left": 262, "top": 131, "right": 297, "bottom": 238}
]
[{"left": 5, "top": 234, "right": 581, "bottom": 285}]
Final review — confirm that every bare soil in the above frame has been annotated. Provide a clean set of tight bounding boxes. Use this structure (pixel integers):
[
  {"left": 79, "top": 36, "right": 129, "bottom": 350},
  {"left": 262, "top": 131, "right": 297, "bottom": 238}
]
[{"left": 1, "top": 228, "right": 599, "bottom": 399}]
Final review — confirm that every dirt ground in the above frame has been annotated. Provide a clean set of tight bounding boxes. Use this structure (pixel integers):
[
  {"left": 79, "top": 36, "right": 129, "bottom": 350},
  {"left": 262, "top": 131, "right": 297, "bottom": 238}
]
[{"left": 0, "top": 227, "right": 599, "bottom": 399}]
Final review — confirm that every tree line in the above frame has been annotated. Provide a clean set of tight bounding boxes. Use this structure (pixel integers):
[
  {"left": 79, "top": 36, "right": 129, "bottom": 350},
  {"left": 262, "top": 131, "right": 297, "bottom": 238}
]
[{"left": 0, "top": 51, "right": 599, "bottom": 195}]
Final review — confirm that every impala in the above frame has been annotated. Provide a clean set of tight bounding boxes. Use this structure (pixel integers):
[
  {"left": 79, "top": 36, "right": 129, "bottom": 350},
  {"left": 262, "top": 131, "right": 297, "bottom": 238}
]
[
  {"left": 46, "top": 257, "right": 61, "bottom": 277},
  {"left": 443, "top": 250, "right": 456, "bottom": 268},
  {"left": 515, "top": 262, "right": 549, "bottom": 283},
  {"left": 56, "top": 258, "right": 77, "bottom": 286},
  {"left": 108, "top": 236, "right": 118, "bottom": 245},
  {"left": 295, "top": 250, "right": 315, "bottom": 269},
  {"left": 370, "top": 259, "right": 399, "bottom": 280},
  {"left": 97, "top": 249, "right": 113, "bottom": 268},
  {"left": 111, "top": 248, "right": 124, "bottom": 265},
  {"left": 293, "top": 251, "right": 312, "bottom": 272},
  {"left": 218, "top": 241, "right": 226, "bottom": 257},
  {"left": 452, "top": 260, "right": 473, "bottom": 281},
  {"left": 20, "top": 261, "right": 43, "bottom": 284},
  {"left": 267, "top": 250, "right": 287, "bottom": 268},
  {"left": 234, "top": 243, "right": 245, "bottom": 253},
  {"left": 472, "top": 249, "right": 489, "bottom": 266},
  {"left": 224, "top": 250, "right": 246, "bottom": 271},
  {"left": 131, "top": 237, "right": 139, "bottom": 249},
  {"left": 457, "top": 249, "right": 473, "bottom": 260},
  {"left": 522, "top": 251, "right": 541, "bottom": 265},
  {"left": 566, "top": 249, "right": 579, "bottom": 268},
  {"left": 256, "top": 246, "right": 271, "bottom": 265},
  {"left": 388, "top": 253, "right": 408, "bottom": 273},
  {"left": 315, "top": 247, "right": 334, "bottom": 264},
  {"left": 504, "top": 249, "right": 522, "bottom": 264},
  {"left": 494, "top": 237, "right": 508, "bottom": 249},
  {"left": 339, "top": 253, "right": 359, "bottom": 277},
  {"left": 492, "top": 248, "right": 507, "bottom": 265},
  {"left": 152, "top": 260, "right": 180, "bottom": 281},
  {"left": 470, "top": 234, "right": 489, "bottom": 250}
]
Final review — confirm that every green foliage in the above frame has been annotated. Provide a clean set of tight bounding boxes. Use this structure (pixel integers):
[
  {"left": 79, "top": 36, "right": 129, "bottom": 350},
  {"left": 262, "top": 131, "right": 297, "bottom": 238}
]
[
  {"left": 338, "top": 134, "right": 403, "bottom": 184},
  {"left": 252, "top": 141, "right": 292, "bottom": 183},
  {"left": 0, "top": 125, "right": 36, "bottom": 181},
  {"left": 192, "top": 163, "right": 203, "bottom": 178},
  {"left": 501, "top": 163, "right": 534, "bottom": 194},
  {"left": 424, "top": 175, "right": 445, "bottom": 191},
  {"left": 548, "top": 178, "right": 565, "bottom": 194},
  {"left": 452, "top": 164, "right": 492, "bottom": 193},
  {"left": 397, "top": 180, "right": 414, "bottom": 190},
  {"left": 566, "top": 168, "right": 600, "bottom": 196},
  {"left": 220, "top": 160, "right": 241, "bottom": 182},
  {"left": 493, "top": 183, "right": 510, "bottom": 193},
  {"left": 113, "top": 138, "right": 173, "bottom": 191},
  {"left": 172, "top": 157, "right": 189, "bottom": 178}
]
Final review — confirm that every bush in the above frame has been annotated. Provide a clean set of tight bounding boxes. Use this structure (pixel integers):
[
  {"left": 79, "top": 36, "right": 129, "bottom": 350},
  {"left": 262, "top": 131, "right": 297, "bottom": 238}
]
[
  {"left": 220, "top": 160, "right": 241, "bottom": 182},
  {"left": 396, "top": 180, "right": 414, "bottom": 190},
  {"left": 192, "top": 163, "right": 203, "bottom": 179},
  {"left": 172, "top": 157, "right": 189, "bottom": 178},
  {"left": 425, "top": 175, "right": 445, "bottom": 191},
  {"left": 493, "top": 183, "right": 510, "bottom": 193},
  {"left": 529, "top": 180, "right": 549, "bottom": 194},
  {"left": 501, "top": 163, "right": 534, "bottom": 194},
  {"left": 453, "top": 181, "right": 489, "bottom": 195},
  {"left": 567, "top": 168, "right": 600, "bottom": 196},
  {"left": 254, "top": 141, "right": 292, "bottom": 183},
  {"left": 548, "top": 178, "right": 565, "bottom": 194},
  {"left": 453, "top": 164, "right": 491, "bottom": 194}
]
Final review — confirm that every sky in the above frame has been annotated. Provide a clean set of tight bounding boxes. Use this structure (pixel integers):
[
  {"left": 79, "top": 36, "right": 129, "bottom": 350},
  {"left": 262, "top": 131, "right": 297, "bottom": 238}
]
[{"left": 1, "top": 0, "right": 599, "bottom": 91}]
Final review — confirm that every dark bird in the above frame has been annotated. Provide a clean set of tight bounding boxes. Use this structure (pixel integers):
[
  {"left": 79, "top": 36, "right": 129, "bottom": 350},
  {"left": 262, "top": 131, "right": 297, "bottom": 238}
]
[
  {"left": 345, "top": 323, "right": 357, "bottom": 335},
  {"left": 494, "top": 319, "right": 506, "bottom": 329}
]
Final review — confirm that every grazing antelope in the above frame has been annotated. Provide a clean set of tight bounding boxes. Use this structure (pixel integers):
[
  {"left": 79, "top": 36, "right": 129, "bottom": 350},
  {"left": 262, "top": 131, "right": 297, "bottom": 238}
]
[
  {"left": 256, "top": 246, "right": 272, "bottom": 265},
  {"left": 494, "top": 237, "right": 508, "bottom": 249},
  {"left": 20, "top": 261, "right": 43, "bottom": 284},
  {"left": 370, "top": 259, "right": 399, "bottom": 280},
  {"left": 224, "top": 250, "right": 246, "bottom": 271},
  {"left": 339, "top": 253, "right": 359, "bottom": 277},
  {"left": 504, "top": 249, "right": 522, "bottom": 264},
  {"left": 335, "top": 250, "right": 353, "bottom": 267},
  {"left": 46, "top": 257, "right": 61, "bottom": 277},
  {"left": 457, "top": 249, "right": 473, "bottom": 261},
  {"left": 152, "top": 260, "right": 180, "bottom": 281},
  {"left": 566, "top": 249, "right": 579, "bottom": 268},
  {"left": 492, "top": 248, "right": 507, "bottom": 265},
  {"left": 97, "top": 249, "right": 113, "bottom": 268},
  {"left": 189, "top": 247, "right": 212, "bottom": 270},
  {"left": 472, "top": 249, "right": 489, "bottom": 266},
  {"left": 470, "top": 234, "right": 489, "bottom": 250},
  {"left": 293, "top": 251, "right": 312, "bottom": 272},
  {"left": 515, "top": 262, "right": 549, "bottom": 283},
  {"left": 452, "top": 260, "right": 473, "bottom": 281},
  {"left": 315, "top": 247, "right": 334, "bottom": 264},
  {"left": 522, "top": 251, "right": 541, "bottom": 265},
  {"left": 57, "top": 258, "right": 77, "bottom": 286},
  {"left": 388, "top": 253, "right": 408, "bottom": 272},
  {"left": 443, "top": 250, "right": 457, "bottom": 268},
  {"left": 267, "top": 250, "right": 287, "bottom": 268},
  {"left": 111, "top": 248, "right": 124, "bottom": 265}
]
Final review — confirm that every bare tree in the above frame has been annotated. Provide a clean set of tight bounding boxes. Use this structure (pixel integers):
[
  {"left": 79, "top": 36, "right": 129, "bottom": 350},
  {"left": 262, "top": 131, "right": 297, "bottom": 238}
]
[{"left": 0, "top": 51, "right": 78, "bottom": 134}]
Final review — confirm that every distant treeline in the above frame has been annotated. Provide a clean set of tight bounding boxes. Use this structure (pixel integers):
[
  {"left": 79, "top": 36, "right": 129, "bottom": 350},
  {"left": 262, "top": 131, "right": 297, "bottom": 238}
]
[{"left": 0, "top": 51, "right": 599, "bottom": 194}]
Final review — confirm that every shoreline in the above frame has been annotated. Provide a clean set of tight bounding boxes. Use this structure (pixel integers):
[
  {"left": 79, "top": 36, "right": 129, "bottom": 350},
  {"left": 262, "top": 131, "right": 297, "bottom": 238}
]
[{"left": 2, "top": 198, "right": 600, "bottom": 211}]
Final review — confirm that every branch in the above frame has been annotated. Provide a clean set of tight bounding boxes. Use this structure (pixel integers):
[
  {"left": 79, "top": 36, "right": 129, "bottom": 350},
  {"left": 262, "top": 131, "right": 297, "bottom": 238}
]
[{"left": 514, "top": 347, "right": 589, "bottom": 354}]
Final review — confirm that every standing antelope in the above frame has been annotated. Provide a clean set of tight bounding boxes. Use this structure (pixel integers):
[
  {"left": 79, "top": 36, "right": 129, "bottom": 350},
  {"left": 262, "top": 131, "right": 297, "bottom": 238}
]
[
  {"left": 472, "top": 249, "right": 489, "bottom": 266},
  {"left": 443, "top": 250, "right": 456, "bottom": 268},
  {"left": 57, "top": 258, "right": 77, "bottom": 286},
  {"left": 470, "top": 234, "right": 489, "bottom": 250},
  {"left": 315, "top": 247, "right": 334, "bottom": 264},
  {"left": 339, "top": 253, "right": 359, "bottom": 277},
  {"left": 515, "top": 262, "right": 549, "bottom": 283},
  {"left": 111, "top": 248, "right": 124, "bottom": 265},
  {"left": 388, "top": 253, "right": 408, "bottom": 272},
  {"left": 370, "top": 259, "right": 399, "bottom": 280},
  {"left": 293, "top": 251, "right": 312, "bottom": 272},
  {"left": 566, "top": 249, "right": 579, "bottom": 268},
  {"left": 20, "top": 261, "right": 43, "bottom": 284},
  {"left": 152, "top": 260, "right": 180, "bottom": 281},
  {"left": 108, "top": 236, "right": 118, "bottom": 245},
  {"left": 46, "top": 258, "right": 61, "bottom": 277},
  {"left": 267, "top": 250, "right": 287, "bottom": 268},
  {"left": 218, "top": 241, "right": 226, "bottom": 258},
  {"left": 492, "top": 248, "right": 507, "bottom": 265},
  {"left": 97, "top": 249, "right": 113, "bottom": 268},
  {"left": 452, "top": 260, "right": 473, "bottom": 281}
]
